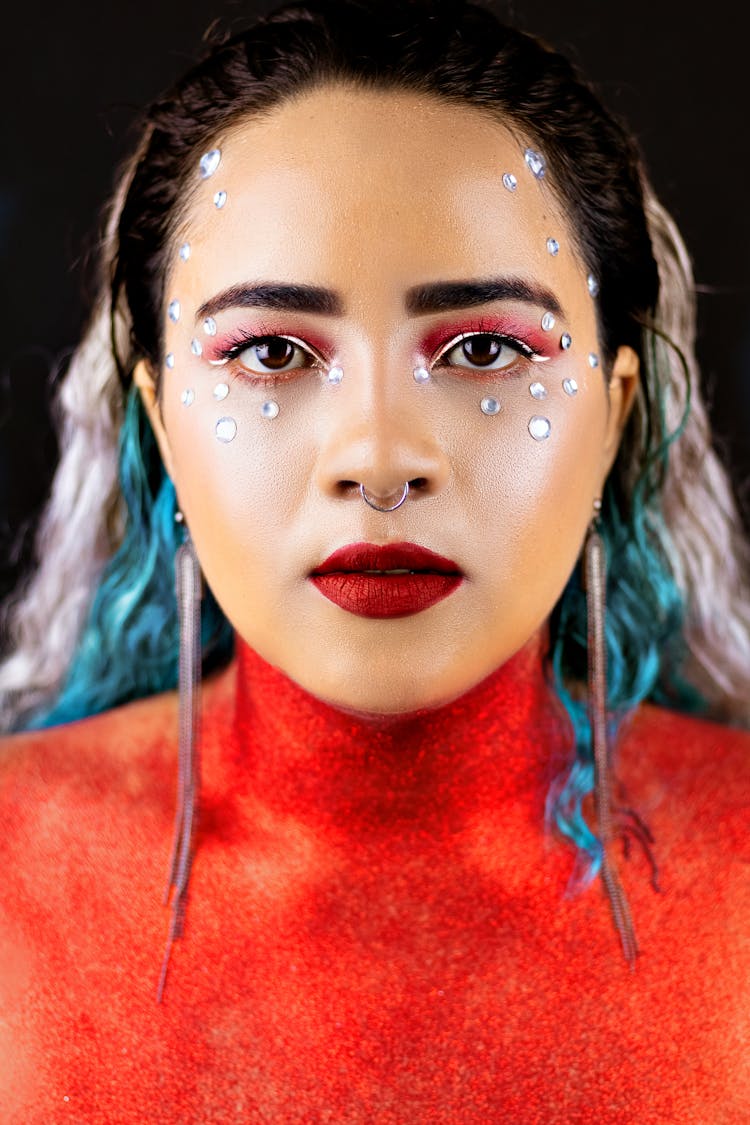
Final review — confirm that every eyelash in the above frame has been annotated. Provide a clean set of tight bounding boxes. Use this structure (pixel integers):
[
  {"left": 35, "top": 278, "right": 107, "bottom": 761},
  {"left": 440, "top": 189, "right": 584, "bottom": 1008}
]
[
  {"left": 215, "top": 319, "right": 542, "bottom": 383},
  {"left": 217, "top": 332, "right": 326, "bottom": 384},
  {"left": 432, "top": 329, "right": 539, "bottom": 372}
]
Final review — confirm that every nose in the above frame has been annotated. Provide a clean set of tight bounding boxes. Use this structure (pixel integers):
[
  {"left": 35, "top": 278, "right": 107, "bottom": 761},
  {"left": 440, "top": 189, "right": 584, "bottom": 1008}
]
[{"left": 313, "top": 359, "right": 452, "bottom": 504}]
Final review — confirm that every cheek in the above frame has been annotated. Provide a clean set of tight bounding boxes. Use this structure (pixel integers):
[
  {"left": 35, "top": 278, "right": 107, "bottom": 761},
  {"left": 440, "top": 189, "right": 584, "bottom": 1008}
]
[
  {"left": 460, "top": 373, "right": 609, "bottom": 570},
  {"left": 161, "top": 381, "right": 315, "bottom": 589}
]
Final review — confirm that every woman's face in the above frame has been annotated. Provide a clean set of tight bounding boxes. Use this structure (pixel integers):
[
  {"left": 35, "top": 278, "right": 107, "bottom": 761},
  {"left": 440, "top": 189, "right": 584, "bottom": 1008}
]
[{"left": 137, "top": 86, "right": 638, "bottom": 716}]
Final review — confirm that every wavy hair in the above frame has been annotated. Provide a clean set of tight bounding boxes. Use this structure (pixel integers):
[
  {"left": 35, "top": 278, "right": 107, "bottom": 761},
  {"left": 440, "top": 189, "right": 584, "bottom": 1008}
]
[{"left": 2, "top": 0, "right": 749, "bottom": 885}]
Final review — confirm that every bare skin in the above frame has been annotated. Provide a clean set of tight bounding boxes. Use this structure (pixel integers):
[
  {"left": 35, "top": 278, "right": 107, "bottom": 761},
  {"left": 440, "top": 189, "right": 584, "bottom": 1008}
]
[{"left": 135, "top": 85, "right": 639, "bottom": 717}]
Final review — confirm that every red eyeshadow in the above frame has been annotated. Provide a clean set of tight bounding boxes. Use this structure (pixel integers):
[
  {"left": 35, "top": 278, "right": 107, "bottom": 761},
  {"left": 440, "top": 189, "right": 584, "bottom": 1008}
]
[
  {"left": 419, "top": 316, "right": 554, "bottom": 362},
  {"left": 203, "top": 319, "right": 335, "bottom": 364}
]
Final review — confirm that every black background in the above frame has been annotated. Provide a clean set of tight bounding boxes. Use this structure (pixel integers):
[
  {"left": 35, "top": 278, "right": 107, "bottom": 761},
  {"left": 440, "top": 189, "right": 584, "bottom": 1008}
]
[{"left": 2, "top": 0, "right": 749, "bottom": 608}]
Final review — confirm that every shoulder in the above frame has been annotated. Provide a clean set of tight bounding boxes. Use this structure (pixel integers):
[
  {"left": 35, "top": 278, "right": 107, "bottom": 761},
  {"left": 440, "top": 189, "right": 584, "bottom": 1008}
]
[
  {"left": 0, "top": 660, "right": 235, "bottom": 821},
  {"left": 615, "top": 701, "right": 749, "bottom": 862}
]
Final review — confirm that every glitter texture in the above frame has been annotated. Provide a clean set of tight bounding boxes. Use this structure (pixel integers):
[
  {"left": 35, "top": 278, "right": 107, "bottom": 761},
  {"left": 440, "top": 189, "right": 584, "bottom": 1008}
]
[{"left": 0, "top": 626, "right": 747, "bottom": 1118}]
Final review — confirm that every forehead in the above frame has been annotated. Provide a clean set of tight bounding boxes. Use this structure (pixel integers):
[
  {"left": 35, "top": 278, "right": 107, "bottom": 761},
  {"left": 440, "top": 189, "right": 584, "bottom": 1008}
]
[{"left": 174, "top": 85, "right": 584, "bottom": 306}]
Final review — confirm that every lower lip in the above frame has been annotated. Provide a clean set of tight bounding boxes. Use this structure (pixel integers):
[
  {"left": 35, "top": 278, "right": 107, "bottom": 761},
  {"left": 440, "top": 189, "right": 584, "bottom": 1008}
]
[{"left": 309, "top": 573, "right": 464, "bottom": 618}]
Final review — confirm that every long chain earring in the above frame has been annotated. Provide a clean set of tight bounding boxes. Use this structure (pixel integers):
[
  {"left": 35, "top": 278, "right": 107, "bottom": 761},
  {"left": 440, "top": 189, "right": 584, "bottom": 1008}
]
[
  {"left": 585, "top": 497, "right": 638, "bottom": 967},
  {"left": 157, "top": 510, "right": 203, "bottom": 1002}
]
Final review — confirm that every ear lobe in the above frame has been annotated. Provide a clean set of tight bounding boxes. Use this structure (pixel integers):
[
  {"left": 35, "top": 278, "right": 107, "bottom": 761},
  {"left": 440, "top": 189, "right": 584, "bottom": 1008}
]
[
  {"left": 600, "top": 345, "right": 640, "bottom": 480},
  {"left": 133, "top": 359, "right": 176, "bottom": 479}
]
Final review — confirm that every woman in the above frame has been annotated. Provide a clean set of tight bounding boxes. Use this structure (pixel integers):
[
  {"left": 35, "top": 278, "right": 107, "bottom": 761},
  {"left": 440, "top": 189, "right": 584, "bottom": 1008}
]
[{"left": 0, "top": 0, "right": 748, "bottom": 1120}]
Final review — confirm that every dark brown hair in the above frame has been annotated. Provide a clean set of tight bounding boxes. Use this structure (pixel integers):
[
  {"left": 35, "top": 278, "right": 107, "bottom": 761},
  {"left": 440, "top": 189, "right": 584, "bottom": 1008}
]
[{"left": 113, "top": 0, "right": 659, "bottom": 391}]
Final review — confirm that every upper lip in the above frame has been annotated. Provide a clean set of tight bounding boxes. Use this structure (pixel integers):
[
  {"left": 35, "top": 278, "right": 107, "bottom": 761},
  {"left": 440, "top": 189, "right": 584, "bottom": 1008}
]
[{"left": 310, "top": 541, "right": 462, "bottom": 575}]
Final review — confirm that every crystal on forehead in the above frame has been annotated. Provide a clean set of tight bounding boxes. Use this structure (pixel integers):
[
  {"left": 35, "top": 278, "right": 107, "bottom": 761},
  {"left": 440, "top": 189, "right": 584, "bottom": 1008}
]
[
  {"left": 587, "top": 273, "right": 600, "bottom": 297},
  {"left": 199, "top": 149, "right": 222, "bottom": 179},
  {"left": 214, "top": 190, "right": 227, "bottom": 209},
  {"left": 502, "top": 172, "right": 517, "bottom": 192},
  {"left": 541, "top": 312, "right": 555, "bottom": 332},
  {"left": 203, "top": 317, "right": 217, "bottom": 336},
  {"left": 588, "top": 353, "right": 600, "bottom": 368},
  {"left": 168, "top": 299, "right": 181, "bottom": 323},
  {"left": 179, "top": 243, "right": 191, "bottom": 262},
  {"left": 213, "top": 382, "right": 229, "bottom": 401},
  {"left": 165, "top": 353, "right": 175, "bottom": 369},
  {"left": 560, "top": 333, "right": 572, "bottom": 350},
  {"left": 524, "top": 148, "right": 546, "bottom": 179},
  {"left": 546, "top": 238, "right": 559, "bottom": 256},
  {"left": 181, "top": 389, "right": 195, "bottom": 407},
  {"left": 190, "top": 338, "right": 203, "bottom": 357},
  {"left": 563, "top": 378, "right": 578, "bottom": 396}
]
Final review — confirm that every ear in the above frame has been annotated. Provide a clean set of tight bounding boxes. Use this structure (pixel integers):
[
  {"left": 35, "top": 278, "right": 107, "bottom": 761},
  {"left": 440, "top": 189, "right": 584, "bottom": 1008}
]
[
  {"left": 133, "top": 360, "right": 177, "bottom": 480},
  {"left": 599, "top": 345, "right": 640, "bottom": 483}
]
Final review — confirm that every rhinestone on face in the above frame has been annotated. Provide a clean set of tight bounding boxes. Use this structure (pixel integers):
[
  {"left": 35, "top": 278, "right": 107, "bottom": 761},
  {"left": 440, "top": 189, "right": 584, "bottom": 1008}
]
[
  {"left": 546, "top": 237, "right": 559, "bottom": 256},
  {"left": 213, "top": 382, "right": 229, "bottom": 401},
  {"left": 524, "top": 148, "right": 546, "bottom": 179},
  {"left": 413, "top": 365, "right": 431, "bottom": 383},
  {"left": 588, "top": 352, "right": 600, "bottom": 368},
  {"left": 215, "top": 416, "right": 237, "bottom": 442},
  {"left": 502, "top": 172, "right": 517, "bottom": 192},
  {"left": 541, "top": 311, "right": 555, "bottom": 332},
  {"left": 528, "top": 415, "right": 551, "bottom": 441},
  {"left": 181, "top": 389, "right": 195, "bottom": 407},
  {"left": 529, "top": 381, "right": 547, "bottom": 400},
  {"left": 165, "top": 353, "right": 175, "bottom": 369},
  {"left": 563, "top": 377, "right": 578, "bottom": 396},
  {"left": 480, "top": 396, "right": 502, "bottom": 416},
  {"left": 203, "top": 317, "right": 217, "bottom": 336},
  {"left": 261, "top": 400, "right": 280, "bottom": 419},
  {"left": 199, "top": 149, "right": 221, "bottom": 179},
  {"left": 214, "top": 190, "right": 227, "bottom": 209},
  {"left": 327, "top": 366, "right": 344, "bottom": 384},
  {"left": 190, "top": 338, "right": 203, "bottom": 357},
  {"left": 560, "top": 333, "right": 572, "bottom": 350},
  {"left": 587, "top": 273, "right": 600, "bottom": 297},
  {"left": 168, "top": 299, "right": 181, "bottom": 323},
  {"left": 179, "top": 242, "right": 191, "bottom": 262}
]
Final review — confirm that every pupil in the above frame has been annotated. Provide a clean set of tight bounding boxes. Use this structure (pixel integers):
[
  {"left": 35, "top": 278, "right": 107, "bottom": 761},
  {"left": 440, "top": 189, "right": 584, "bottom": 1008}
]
[
  {"left": 463, "top": 335, "right": 501, "bottom": 366},
  {"left": 258, "top": 338, "right": 294, "bottom": 369}
]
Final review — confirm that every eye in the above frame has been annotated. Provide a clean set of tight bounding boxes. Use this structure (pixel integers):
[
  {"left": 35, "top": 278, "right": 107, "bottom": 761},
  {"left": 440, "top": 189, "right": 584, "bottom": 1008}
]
[
  {"left": 229, "top": 335, "right": 322, "bottom": 376},
  {"left": 435, "top": 332, "right": 534, "bottom": 372}
]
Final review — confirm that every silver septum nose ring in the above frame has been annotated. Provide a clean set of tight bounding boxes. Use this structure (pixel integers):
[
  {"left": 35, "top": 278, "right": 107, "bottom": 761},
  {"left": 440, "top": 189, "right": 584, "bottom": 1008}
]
[{"left": 359, "top": 482, "right": 410, "bottom": 512}]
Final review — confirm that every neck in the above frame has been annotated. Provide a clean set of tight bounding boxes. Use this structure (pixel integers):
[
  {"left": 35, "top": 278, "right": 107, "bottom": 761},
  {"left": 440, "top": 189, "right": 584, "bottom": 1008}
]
[{"left": 206, "top": 627, "right": 571, "bottom": 842}]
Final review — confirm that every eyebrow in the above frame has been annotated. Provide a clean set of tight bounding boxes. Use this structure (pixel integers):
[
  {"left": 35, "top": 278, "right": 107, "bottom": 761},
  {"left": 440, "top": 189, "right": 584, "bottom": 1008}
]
[
  {"left": 196, "top": 282, "right": 343, "bottom": 320},
  {"left": 195, "top": 276, "right": 563, "bottom": 322},
  {"left": 405, "top": 277, "right": 563, "bottom": 317}
]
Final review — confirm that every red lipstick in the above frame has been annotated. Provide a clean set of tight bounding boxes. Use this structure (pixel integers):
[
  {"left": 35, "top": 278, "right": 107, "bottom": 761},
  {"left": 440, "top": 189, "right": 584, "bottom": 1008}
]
[{"left": 309, "top": 541, "right": 464, "bottom": 618}]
